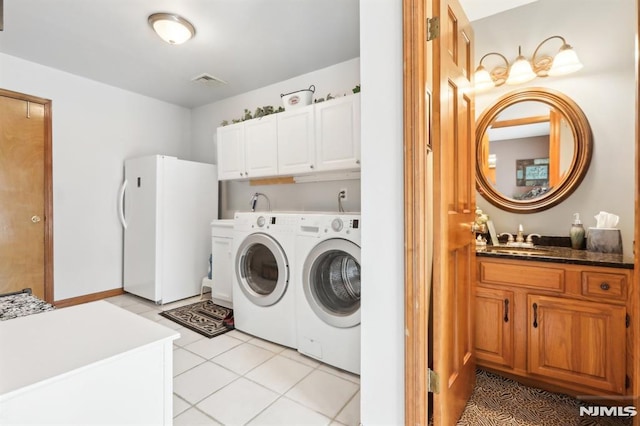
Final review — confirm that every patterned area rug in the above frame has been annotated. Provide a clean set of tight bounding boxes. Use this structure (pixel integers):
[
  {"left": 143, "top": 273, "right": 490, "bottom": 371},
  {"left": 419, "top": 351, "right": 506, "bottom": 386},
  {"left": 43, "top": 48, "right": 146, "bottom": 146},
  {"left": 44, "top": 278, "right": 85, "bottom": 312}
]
[
  {"left": 0, "top": 291, "right": 55, "bottom": 321},
  {"left": 455, "top": 369, "right": 633, "bottom": 425},
  {"left": 159, "top": 300, "right": 233, "bottom": 338}
]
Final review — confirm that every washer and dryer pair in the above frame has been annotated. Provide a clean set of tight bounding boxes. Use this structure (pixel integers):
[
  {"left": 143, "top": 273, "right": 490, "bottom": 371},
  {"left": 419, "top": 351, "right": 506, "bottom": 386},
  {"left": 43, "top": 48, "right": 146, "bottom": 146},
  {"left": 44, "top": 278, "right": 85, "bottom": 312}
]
[{"left": 231, "top": 211, "right": 361, "bottom": 374}]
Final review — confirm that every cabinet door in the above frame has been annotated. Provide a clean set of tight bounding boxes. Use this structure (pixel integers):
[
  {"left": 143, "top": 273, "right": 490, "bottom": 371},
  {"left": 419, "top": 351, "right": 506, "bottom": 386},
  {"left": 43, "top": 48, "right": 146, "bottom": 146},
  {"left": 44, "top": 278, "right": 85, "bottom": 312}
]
[
  {"left": 528, "top": 295, "right": 626, "bottom": 394},
  {"left": 216, "top": 123, "right": 245, "bottom": 180},
  {"left": 244, "top": 115, "right": 278, "bottom": 178},
  {"left": 277, "top": 107, "right": 315, "bottom": 175},
  {"left": 211, "top": 236, "right": 233, "bottom": 306},
  {"left": 475, "top": 287, "right": 514, "bottom": 368},
  {"left": 314, "top": 94, "right": 360, "bottom": 171}
]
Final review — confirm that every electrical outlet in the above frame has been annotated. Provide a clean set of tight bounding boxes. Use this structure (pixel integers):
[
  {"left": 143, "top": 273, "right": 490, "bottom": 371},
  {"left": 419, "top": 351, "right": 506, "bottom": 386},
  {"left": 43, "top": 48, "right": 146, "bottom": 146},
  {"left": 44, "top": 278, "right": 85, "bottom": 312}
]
[{"left": 339, "top": 188, "right": 347, "bottom": 201}]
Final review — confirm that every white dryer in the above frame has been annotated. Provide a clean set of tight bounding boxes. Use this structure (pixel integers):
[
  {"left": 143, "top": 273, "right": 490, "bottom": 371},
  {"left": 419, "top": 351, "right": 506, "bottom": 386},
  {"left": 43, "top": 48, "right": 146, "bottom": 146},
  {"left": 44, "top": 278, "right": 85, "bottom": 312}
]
[
  {"left": 295, "top": 213, "right": 361, "bottom": 374},
  {"left": 232, "top": 212, "right": 299, "bottom": 348}
]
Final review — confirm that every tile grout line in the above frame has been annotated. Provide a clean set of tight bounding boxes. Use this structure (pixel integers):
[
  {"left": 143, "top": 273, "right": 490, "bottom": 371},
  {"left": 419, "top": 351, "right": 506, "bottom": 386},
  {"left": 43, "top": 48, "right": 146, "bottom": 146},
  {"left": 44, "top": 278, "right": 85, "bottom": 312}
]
[{"left": 114, "top": 294, "right": 360, "bottom": 425}]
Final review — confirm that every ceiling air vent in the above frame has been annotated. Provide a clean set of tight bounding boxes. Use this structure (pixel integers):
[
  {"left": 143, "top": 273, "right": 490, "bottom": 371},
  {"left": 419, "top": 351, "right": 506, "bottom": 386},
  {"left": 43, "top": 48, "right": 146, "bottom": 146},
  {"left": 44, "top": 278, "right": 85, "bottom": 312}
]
[{"left": 191, "top": 73, "right": 227, "bottom": 86}]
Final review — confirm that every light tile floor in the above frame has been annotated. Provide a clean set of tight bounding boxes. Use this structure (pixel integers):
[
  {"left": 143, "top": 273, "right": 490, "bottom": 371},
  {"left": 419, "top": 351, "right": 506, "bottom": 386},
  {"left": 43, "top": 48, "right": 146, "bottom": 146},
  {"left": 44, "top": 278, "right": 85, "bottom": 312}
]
[{"left": 105, "top": 293, "right": 360, "bottom": 426}]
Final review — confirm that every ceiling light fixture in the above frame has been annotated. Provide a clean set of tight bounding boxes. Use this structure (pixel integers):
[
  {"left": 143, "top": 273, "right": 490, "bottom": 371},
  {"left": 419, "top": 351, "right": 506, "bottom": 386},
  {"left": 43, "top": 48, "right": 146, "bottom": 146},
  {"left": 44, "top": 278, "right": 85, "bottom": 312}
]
[
  {"left": 474, "top": 35, "right": 583, "bottom": 91},
  {"left": 148, "top": 13, "right": 195, "bottom": 45}
]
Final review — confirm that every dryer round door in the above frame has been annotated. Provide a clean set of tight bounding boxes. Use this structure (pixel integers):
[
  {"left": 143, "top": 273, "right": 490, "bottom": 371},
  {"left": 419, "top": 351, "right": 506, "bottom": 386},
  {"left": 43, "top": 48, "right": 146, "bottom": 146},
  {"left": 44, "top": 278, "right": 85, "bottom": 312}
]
[
  {"left": 235, "top": 233, "right": 289, "bottom": 307},
  {"left": 302, "top": 238, "right": 361, "bottom": 328}
]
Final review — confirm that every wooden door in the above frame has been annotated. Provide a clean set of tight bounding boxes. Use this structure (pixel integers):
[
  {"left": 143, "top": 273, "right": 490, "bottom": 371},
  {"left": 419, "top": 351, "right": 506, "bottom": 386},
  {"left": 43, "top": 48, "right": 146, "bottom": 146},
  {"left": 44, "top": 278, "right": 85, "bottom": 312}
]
[
  {"left": 0, "top": 89, "right": 53, "bottom": 302},
  {"left": 402, "top": 0, "right": 475, "bottom": 422},
  {"left": 528, "top": 294, "right": 627, "bottom": 394},
  {"left": 431, "top": 0, "right": 476, "bottom": 423}
]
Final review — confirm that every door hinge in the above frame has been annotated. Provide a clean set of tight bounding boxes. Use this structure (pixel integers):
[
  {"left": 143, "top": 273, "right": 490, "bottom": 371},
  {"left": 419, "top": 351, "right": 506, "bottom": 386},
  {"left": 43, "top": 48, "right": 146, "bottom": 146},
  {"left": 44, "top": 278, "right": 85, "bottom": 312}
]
[
  {"left": 428, "top": 368, "right": 440, "bottom": 394},
  {"left": 626, "top": 313, "right": 631, "bottom": 328},
  {"left": 427, "top": 17, "right": 440, "bottom": 41},
  {"left": 626, "top": 375, "right": 631, "bottom": 389}
]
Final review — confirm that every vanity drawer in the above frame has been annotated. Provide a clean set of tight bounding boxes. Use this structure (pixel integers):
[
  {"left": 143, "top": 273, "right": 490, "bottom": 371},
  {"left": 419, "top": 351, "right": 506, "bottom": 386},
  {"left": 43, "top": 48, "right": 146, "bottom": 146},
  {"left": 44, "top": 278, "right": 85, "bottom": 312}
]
[
  {"left": 581, "top": 271, "right": 628, "bottom": 301},
  {"left": 479, "top": 261, "right": 565, "bottom": 291}
]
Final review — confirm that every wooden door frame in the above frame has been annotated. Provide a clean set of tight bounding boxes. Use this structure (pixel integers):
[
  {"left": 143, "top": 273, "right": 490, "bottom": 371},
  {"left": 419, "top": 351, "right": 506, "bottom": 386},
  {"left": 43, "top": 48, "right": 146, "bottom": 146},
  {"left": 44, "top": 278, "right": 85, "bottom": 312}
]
[
  {"left": 634, "top": 2, "right": 640, "bottom": 425},
  {"left": 403, "top": 0, "right": 432, "bottom": 424},
  {"left": 404, "top": 1, "right": 640, "bottom": 425},
  {"left": 0, "top": 88, "right": 54, "bottom": 303}
]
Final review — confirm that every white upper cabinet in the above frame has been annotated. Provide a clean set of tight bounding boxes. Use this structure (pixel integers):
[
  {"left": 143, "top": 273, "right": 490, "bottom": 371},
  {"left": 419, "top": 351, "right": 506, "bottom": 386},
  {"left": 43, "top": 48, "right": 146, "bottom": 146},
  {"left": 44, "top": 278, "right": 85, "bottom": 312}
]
[
  {"left": 277, "top": 107, "right": 315, "bottom": 175},
  {"left": 243, "top": 115, "right": 278, "bottom": 178},
  {"left": 217, "top": 122, "right": 245, "bottom": 180},
  {"left": 216, "top": 94, "right": 360, "bottom": 181},
  {"left": 216, "top": 115, "right": 278, "bottom": 180},
  {"left": 314, "top": 93, "right": 360, "bottom": 172}
]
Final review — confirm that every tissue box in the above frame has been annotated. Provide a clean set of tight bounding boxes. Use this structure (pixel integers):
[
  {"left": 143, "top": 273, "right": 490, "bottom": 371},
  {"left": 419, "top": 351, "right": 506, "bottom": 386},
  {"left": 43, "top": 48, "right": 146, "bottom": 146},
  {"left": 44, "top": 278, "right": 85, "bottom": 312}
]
[{"left": 587, "top": 228, "right": 622, "bottom": 254}]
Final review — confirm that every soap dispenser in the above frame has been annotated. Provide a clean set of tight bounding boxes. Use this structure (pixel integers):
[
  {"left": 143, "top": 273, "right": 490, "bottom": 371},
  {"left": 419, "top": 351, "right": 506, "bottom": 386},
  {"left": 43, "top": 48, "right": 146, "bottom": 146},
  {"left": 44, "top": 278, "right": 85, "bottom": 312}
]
[{"left": 570, "top": 213, "right": 585, "bottom": 249}]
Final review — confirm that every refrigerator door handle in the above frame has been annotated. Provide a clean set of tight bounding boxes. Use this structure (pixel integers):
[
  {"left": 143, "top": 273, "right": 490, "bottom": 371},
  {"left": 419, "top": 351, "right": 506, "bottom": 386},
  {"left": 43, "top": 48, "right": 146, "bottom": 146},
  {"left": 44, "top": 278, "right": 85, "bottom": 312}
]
[{"left": 118, "top": 179, "right": 128, "bottom": 229}]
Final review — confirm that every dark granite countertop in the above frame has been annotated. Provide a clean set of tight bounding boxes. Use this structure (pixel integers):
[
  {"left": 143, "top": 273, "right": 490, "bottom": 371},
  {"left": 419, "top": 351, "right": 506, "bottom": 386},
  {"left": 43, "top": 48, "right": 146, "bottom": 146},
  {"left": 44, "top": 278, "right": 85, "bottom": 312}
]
[{"left": 476, "top": 245, "right": 634, "bottom": 269}]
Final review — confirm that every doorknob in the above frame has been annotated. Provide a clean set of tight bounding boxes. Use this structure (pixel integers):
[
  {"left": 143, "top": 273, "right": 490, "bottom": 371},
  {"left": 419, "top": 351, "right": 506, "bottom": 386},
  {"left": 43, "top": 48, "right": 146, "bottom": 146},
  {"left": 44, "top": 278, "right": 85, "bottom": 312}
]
[{"left": 31, "top": 215, "right": 42, "bottom": 223}]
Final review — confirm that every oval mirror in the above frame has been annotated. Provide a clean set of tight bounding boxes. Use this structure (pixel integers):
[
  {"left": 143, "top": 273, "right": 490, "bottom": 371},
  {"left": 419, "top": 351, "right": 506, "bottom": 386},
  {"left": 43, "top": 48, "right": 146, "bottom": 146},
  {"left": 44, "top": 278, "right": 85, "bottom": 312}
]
[{"left": 476, "top": 87, "right": 593, "bottom": 213}]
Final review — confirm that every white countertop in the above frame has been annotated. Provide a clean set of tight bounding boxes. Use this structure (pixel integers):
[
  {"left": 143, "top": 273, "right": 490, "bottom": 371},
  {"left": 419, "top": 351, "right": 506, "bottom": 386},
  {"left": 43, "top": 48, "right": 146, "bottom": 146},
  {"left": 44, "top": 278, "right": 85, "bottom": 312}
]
[{"left": 0, "top": 301, "right": 179, "bottom": 398}]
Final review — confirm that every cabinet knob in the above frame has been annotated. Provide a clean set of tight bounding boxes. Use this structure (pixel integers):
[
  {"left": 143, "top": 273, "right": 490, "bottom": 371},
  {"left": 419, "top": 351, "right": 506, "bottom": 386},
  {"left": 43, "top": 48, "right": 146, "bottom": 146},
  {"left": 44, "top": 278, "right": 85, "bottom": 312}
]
[
  {"left": 240, "top": 172, "right": 243, "bottom": 177},
  {"left": 310, "top": 165, "right": 314, "bottom": 169},
  {"left": 600, "top": 282, "right": 611, "bottom": 291},
  {"left": 356, "top": 159, "right": 360, "bottom": 164}
]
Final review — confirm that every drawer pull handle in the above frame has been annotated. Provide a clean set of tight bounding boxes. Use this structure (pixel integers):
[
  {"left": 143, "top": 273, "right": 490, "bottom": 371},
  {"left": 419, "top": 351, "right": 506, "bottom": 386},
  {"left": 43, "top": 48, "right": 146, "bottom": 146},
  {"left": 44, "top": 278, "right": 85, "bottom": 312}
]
[
  {"left": 532, "top": 303, "right": 538, "bottom": 328},
  {"left": 600, "top": 282, "right": 610, "bottom": 291},
  {"left": 503, "top": 299, "right": 509, "bottom": 323}
]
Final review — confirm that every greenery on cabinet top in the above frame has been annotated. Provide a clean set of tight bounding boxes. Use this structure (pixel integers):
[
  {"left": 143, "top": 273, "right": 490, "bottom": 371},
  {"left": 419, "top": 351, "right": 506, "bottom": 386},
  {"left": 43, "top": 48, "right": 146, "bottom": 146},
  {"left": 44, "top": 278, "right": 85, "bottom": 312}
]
[{"left": 220, "top": 84, "right": 361, "bottom": 127}]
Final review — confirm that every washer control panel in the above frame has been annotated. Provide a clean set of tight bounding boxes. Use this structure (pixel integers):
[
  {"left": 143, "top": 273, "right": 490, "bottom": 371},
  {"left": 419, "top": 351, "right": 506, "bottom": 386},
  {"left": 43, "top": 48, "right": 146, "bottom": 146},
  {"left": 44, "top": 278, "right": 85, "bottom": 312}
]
[{"left": 327, "top": 217, "right": 360, "bottom": 234}]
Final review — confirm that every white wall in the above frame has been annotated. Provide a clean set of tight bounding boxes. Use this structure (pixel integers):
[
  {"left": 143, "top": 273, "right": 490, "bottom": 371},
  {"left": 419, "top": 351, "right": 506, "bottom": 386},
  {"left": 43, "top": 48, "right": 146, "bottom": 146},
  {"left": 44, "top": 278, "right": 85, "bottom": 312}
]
[
  {"left": 0, "top": 53, "right": 192, "bottom": 301},
  {"left": 190, "top": 58, "right": 362, "bottom": 216},
  {"left": 360, "top": 1, "right": 405, "bottom": 425},
  {"left": 474, "top": 0, "right": 635, "bottom": 256}
]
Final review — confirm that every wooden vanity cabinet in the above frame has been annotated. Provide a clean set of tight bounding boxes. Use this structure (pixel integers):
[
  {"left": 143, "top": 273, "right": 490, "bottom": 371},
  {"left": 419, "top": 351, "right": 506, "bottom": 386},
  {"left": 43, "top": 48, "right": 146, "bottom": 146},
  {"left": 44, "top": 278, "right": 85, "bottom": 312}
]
[
  {"left": 475, "top": 257, "right": 633, "bottom": 397},
  {"left": 475, "top": 286, "right": 514, "bottom": 368}
]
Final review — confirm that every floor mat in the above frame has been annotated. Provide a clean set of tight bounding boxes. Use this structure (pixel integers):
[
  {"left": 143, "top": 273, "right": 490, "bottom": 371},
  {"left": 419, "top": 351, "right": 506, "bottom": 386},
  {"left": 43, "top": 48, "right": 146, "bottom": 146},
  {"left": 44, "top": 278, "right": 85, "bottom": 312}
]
[
  {"left": 159, "top": 300, "right": 233, "bottom": 338},
  {"left": 0, "top": 290, "right": 55, "bottom": 321}
]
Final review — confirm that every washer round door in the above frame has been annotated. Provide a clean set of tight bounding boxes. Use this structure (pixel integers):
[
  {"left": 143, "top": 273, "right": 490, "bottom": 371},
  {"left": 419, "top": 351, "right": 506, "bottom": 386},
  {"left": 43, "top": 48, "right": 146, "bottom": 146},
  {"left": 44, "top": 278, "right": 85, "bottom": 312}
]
[
  {"left": 302, "top": 238, "right": 361, "bottom": 328},
  {"left": 235, "top": 233, "right": 289, "bottom": 307}
]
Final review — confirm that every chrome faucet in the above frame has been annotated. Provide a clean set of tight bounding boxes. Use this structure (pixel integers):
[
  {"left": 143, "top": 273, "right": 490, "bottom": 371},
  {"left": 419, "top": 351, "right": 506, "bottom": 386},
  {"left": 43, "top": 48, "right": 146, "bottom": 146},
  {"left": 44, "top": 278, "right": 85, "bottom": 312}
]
[{"left": 249, "top": 192, "right": 271, "bottom": 212}]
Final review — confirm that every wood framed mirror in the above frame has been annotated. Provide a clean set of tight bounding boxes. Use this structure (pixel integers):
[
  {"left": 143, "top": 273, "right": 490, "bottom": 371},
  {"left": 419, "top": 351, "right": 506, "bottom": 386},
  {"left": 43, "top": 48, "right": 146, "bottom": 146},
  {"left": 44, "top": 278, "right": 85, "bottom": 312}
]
[{"left": 476, "top": 87, "right": 593, "bottom": 213}]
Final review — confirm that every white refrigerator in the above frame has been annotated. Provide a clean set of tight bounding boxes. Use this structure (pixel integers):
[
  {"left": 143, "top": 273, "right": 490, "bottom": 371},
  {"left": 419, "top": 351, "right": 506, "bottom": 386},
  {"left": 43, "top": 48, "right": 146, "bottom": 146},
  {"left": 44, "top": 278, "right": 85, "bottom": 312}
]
[{"left": 119, "top": 155, "right": 218, "bottom": 304}]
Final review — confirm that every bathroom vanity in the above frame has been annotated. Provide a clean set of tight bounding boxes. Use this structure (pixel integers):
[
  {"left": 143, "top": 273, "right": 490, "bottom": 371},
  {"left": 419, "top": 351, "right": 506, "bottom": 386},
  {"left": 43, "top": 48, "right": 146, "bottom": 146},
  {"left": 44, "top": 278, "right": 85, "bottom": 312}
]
[{"left": 475, "top": 247, "right": 634, "bottom": 399}]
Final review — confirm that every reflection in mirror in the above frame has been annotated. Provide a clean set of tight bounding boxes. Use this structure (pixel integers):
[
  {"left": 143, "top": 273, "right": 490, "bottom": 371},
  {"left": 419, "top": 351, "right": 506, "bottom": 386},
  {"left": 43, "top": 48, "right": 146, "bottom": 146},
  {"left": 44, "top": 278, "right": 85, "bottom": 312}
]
[
  {"left": 480, "top": 101, "right": 575, "bottom": 200},
  {"left": 476, "top": 88, "right": 592, "bottom": 213}
]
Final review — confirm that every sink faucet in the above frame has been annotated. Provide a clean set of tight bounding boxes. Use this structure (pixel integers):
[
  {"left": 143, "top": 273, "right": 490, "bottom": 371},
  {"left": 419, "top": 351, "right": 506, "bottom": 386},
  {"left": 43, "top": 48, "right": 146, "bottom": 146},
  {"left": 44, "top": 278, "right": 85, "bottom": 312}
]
[
  {"left": 249, "top": 192, "right": 271, "bottom": 212},
  {"left": 499, "top": 232, "right": 514, "bottom": 243},
  {"left": 526, "top": 233, "right": 542, "bottom": 244},
  {"left": 501, "top": 225, "right": 538, "bottom": 247}
]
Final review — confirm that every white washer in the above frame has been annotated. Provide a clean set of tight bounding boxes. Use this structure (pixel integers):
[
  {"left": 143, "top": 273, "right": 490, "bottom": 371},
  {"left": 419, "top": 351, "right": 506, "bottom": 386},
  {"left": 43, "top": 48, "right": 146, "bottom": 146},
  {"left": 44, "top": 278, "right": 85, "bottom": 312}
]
[
  {"left": 295, "top": 213, "right": 361, "bottom": 374},
  {"left": 232, "top": 212, "right": 299, "bottom": 348}
]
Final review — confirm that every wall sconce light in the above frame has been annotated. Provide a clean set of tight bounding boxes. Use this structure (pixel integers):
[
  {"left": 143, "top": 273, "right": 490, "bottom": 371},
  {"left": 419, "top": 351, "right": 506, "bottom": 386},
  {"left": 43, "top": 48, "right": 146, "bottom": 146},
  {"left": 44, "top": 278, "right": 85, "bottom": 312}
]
[
  {"left": 474, "top": 35, "right": 583, "bottom": 91},
  {"left": 148, "top": 13, "right": 196, "bottom": 45}
]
